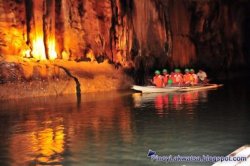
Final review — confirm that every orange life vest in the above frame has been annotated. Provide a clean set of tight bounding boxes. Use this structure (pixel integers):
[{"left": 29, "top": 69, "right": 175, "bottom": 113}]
[
  {"left": 153, "top": 75, "right": 163, "bottom": 88},
  {"left": 191, "top": 74, "right": 198, "bottom": 85},
  {"left": 170, "top": 73, "right": 176, "bottom": 83},
  {"left": 183, "top": 73, "right": 192, "bottom": 84},
  {"left": 174, "top": 73, "right": 183, "bottom": 85},
  {"left": 163, "top": 74, "right": 169, "bottom": 86}
]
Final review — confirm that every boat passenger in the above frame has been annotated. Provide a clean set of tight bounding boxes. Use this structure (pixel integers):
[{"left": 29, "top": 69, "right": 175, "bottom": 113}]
[
  {"left": 190, "top": 69, "right": 198, "bottom": 85},
  {"left": 197, "top": 69, "right": 208, "bottom": 84},
  {"left": 169, "top": 72, "right": 175, "bottom": 84},
  {"left": 168, "top": 79, "right": 173, "bottom": 86},
  {"left": 173, "top": 69, "right": 183, "bottom": 86},
  {"left": 183, "top": 68, "right": 192, "bottom": 86},
  {"left": 162, "top": 69, "right": 169, "bottom": 87},
  {"left": 153, "top": 70, "right": 164, "bottom": 88}
]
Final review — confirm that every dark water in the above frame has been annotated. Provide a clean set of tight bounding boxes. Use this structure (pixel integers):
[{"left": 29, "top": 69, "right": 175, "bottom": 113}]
[{"left": 0, "top": 79, "right": 250, "bottom": 166}]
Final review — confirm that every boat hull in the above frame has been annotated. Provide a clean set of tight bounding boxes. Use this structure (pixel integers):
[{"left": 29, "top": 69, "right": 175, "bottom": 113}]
[
  {"left": 131, "top": 84, "right": 223, "bottom": 93},
  {"left": 131, "top": 85, "right": 180, "bottom": 93},
  {"left": 178, "top": 84, "right": 223, "bottom": 92}
]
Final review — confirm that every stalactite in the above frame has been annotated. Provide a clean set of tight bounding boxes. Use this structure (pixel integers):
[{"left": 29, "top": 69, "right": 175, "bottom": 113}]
[
  {"left": 163, "top": 5, "right": 173, "bottom": 59},
  {"left": 43, "top": 0, "right": 50, "bottom": 60},
  {"left": 151, "top": 0, "right": 173, "bottom": 67},
  {"left": 60, "top": 0, "right": 71, "bottom": 60},
  {"left": 27, "top": 0, "right": 46, "bottom": 60},
  {"left": 24, "top": 0, "right": 33, "bottom": 48},
  {"left": 55, "top": 0, "right": 63, "bottom": 59},
  {"left": 110, "top": 0, "right": 118, "bottom": 62},
  {"left": 43, "top": 0, "right": 57, "bottom": 60},
  {"left": 168, "top": 0, "right": 196, "bottom": 67},
  {"left": 118, "top": 0, "right": 134, "bottom": 62}
]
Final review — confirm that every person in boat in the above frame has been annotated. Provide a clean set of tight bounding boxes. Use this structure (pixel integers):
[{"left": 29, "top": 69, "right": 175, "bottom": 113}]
[
  {"left": 190, "top": 69, "right": 198, "bottom": 85},
  {"left": 152, "top": 70, "right": 164, "bottom": 88},
  {"left": 173, "top": 69, "right": 183, "bottom": 86},
  {"left": 183, "top": 68, "right": 192, "bottom": 86},
  {"left": 168, "top": 71, "right": 175, "bottom": 85},
  {"left": 162, "top": 69, "right": 169, "bottom": 87},
  {"left": 167, "top": 79, "right": 173, "bottom": 86},
  {"left": 197, "top": 69, "right": 208, "bottom": 84}
]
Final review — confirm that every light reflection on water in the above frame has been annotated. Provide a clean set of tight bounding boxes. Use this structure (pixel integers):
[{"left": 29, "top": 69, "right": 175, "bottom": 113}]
[
  {"left": 132, "top": 91, "right": 208, "bottom": 115},
  {"left": 0, "top": 82, "right": 250, "bottom": 166}
]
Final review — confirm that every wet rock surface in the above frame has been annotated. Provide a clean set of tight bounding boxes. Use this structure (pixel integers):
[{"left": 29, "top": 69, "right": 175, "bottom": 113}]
[{"left": 0, "top": 58, "right": 132, "bottom": 100}]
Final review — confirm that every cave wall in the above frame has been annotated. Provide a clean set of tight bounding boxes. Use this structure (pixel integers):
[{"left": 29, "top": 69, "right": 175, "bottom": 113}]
[
  {"left": 0, "top": 0, "right": 249, "bottom": 70},
  {"left": 189, "top": 0, "right": 249, "bottom": 70}
]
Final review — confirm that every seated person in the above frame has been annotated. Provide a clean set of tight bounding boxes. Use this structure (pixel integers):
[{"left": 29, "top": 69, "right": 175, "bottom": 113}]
[
  {"left": 173, "top": 69, "right": 183, "bottom": 86},
  {"left": 197, "top": 69, "right": 208, "bottom": 84},
  {"left": 162, "top": 69, "right": 169, "bottom": 87},
  {"left": 152, "top": 70, "right": 164, "bottom": 88},
  {"left": 190, "top": 69, "right": 198, "bottom": 85},
  {"left": 183, "top": 68, "right": 192, "bottom": 86}
]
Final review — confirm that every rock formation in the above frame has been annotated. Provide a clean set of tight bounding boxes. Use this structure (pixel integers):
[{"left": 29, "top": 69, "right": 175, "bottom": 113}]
[{"left": 0, "top": 0, "right": 249, "bottom": 77}]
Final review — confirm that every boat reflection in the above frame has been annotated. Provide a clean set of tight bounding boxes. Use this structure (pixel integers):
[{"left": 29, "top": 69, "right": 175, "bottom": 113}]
[{"left": 132, "top": 91, "right": 208, "bottom": 114}]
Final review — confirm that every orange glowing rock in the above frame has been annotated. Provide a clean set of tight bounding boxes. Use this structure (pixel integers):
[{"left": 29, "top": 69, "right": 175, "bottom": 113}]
[
  {"left": 62, "top": 50, "right": 70, "bottom": 60},
  {"left": 31, "top": 36, "right": 46, "bottom": 60},
  {"left": 21, "top": 49, "right": 31, "bottom": 58},
  {"left": 86, "top": 49, "right": 95, "bottom": 61},
  {"left": 28, "top": 36, "right": 58, "bottom": 60},
  {"left": 48, "top": 38, "right": 57, "bottom": 60}
]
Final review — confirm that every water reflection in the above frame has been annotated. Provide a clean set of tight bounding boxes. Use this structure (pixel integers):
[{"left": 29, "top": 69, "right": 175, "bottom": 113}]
[
  {"left": 132, "top": 91, "right": 208, "bottom": 114},
  {"left": 0, "top": 93, "right": 133, "bottom": 165},
  {"left": 9, "top": 118, "right": 65, "bottom": 165},
  {"left": 0, "top": 83, "right": 250, "bottom": 166}
]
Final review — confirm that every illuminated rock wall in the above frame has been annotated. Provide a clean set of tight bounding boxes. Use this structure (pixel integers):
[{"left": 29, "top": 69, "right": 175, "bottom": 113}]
[{"left": 0, "top": 0, "right": 249, "bottom": 69}]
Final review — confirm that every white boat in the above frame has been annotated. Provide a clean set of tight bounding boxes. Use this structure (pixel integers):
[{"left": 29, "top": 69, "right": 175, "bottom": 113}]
[
  {"left": 131, "top": 85, "right": 180, "bottom": 93},
  {"left": 131, "top": 84, "right": 223, "bottom": 93},
  {"left": 178, "top": 84, "right": 223, "bottom": 92},
  {"left": 212, "top": 145, "right": 250, "bottom": 166}
]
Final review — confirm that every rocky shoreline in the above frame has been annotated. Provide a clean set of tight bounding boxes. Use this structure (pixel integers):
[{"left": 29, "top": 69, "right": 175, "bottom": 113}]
[{"left": 0, "top": 57, "right": 133, "bottom": 100}]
